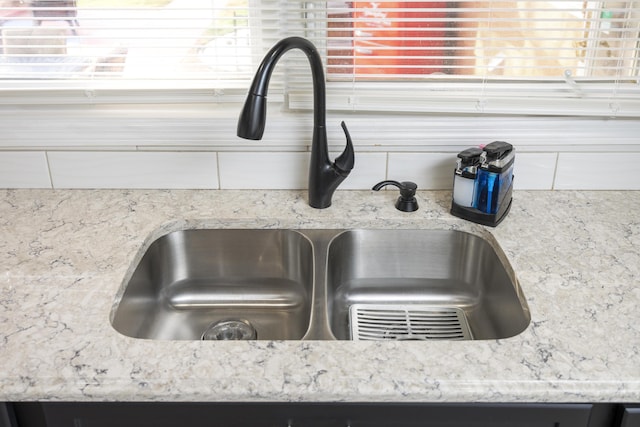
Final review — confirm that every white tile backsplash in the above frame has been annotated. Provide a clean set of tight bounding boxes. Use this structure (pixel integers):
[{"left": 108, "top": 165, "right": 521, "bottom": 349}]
[
  {"left": 388, "top": 153, "right": 457, "bottom": 190},
  {"left": 218, "top": 152, "right": 309, "bottom": 189},
  {"left": 387, "top": 151, "right": 559, "bottom": 191},
  {"left": 1, "top": 147, "right": 638, "bottom": 191},
  {"left": 330, "top": 152, "right": 387, "bottom": 189},
  {"left": 555, "top": 152, "right": 640, "bottom": 190},
  {"left": 47, "top": 151, "right": 218, "bottom": 189},
  {"left": 0, "top": 152, "right": 51, "bottom": 188},
  {"left": 513, "top": 153, "right": 557, "bottom": 190},
  {"left": 218, "top": 152, "right": 387, "bottom": 190}
]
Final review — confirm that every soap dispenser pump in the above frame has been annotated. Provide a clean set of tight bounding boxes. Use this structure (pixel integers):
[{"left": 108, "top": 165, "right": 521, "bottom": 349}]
[
  {"left": 452, "top": 147, "right": 483, "bottom": 208},
  {"left": 372, "top": 180, "right": 419, "bottom": 212}
]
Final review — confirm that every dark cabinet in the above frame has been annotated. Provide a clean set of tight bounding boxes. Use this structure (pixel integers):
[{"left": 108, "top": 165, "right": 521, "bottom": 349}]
[
  {"left": 9, "top": 402, "right": 615, "bottom": 427},
  {"left": 0, "top": 404, "right": 18, "bottom": 427},
  {"left": 620, "top": 405, "right": 640, "bottom": 427}
]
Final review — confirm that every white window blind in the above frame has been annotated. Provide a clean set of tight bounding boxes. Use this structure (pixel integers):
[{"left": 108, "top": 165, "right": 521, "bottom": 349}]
[
  {"left": 0, "top": 0, "right": 639, "bottom": 116},
  {"left": 292, "top": 0, "right": 640, "bottom": 116},
  {"left": 0, "top": 0, "right": 265, "bottom": 84}
]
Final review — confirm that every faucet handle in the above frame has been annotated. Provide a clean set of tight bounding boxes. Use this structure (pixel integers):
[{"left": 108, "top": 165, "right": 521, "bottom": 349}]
[
  {"left": 333, "top": 121, "right": 355, "bottom": 174},
  {"left": 372, "top": 180, "right": 419, "bottom": 212}
]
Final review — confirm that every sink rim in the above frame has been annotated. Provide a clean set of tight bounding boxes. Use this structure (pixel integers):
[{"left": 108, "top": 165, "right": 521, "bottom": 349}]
[{"left": 111, "top": 226, "right": 530, "bottom": 342}]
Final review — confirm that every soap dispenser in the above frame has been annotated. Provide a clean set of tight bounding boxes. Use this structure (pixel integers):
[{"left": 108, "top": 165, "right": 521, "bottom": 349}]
[
  {"left": 450, "top": 141, "right": 515, "bottom": 227},
  {"left": 372, "top": 180, "right": 419, "bottom": 212},
  {"left": 475, "top": 141, "right": 515, "bottom": 215},
  {"left": 452, "top": 147, "right": 483, "bottom": 208}
]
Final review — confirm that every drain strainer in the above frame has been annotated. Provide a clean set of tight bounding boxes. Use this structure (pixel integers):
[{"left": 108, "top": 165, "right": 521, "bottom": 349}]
[
  {"left": 349, "top": 304, "right": 472, "bottom": 341},
  {"left": 201, "top": 319, "right": 257, "bottom": 341}
]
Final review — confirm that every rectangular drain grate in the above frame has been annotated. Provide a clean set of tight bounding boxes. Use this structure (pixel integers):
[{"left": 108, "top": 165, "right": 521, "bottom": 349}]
[{"left": 349, "top": 304, "right": 473, "bottom": 341}]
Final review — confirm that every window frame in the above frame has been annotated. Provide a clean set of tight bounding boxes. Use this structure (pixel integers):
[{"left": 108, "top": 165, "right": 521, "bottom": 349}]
[{"left": 1, "top": 0, "right": 639, "bottom": 153}]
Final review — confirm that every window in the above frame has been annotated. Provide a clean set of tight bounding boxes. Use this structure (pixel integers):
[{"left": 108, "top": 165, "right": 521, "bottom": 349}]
[
  {"left": 0, "top": 0, "right": 254, "bottom": 82},
  {"left": 318, "top": 1, "right": 640, "bottom": 116},
  {"left": 0, "top": 0, "right": 639, "bottom": 116},
  {"left": 326, "top": 1, "right": 639, "bottom": 79}
]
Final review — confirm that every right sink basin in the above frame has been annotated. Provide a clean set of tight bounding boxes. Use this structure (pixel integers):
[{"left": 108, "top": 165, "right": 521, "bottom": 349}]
[{"left": 326, "top": 229, "right": 530, "bottom": 341}]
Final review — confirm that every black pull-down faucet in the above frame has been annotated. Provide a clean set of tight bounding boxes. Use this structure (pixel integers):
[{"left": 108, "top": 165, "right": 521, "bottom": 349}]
[{"left": 237, "top": 36, "right": 355, "bottom": 209}]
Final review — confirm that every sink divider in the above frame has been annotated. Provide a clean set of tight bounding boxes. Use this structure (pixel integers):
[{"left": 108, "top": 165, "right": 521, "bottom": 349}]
[{"left": 299, "top": 229, "right": 346, "bottom": 340}]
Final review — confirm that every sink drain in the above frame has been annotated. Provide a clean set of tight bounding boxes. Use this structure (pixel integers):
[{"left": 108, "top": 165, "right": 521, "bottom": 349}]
[
  {"left": 349, "top": 304, "right": 472, "bottom": 341},
  {"left": 201, "top": 319, "right": 257, "bottom": 341}
]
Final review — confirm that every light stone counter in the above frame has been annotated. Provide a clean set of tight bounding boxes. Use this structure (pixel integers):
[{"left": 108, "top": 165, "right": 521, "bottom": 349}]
[{"left": 0, "top": 189, "right": 638, "bottom": 402}]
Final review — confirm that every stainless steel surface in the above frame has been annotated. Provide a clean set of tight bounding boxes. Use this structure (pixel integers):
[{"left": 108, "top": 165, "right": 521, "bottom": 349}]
[
  {"left": 326, "top": 229, "right": 530, "bottom": 340},
  {"left": 111, "top": 229, "right": 314, "bottom": 340},
  {"left": 111, "top": 229, "right": 530, "bottom": 341}
]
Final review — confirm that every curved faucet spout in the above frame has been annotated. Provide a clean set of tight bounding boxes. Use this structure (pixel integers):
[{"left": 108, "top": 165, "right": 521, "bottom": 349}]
[{"left": 237, "top": 36, "right": 355, "bottom": 209}]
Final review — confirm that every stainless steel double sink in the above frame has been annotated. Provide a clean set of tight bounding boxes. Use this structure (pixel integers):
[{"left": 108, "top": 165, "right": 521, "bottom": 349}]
[{"left": 111, "top": 229, "right": 530, "bottom": 341}]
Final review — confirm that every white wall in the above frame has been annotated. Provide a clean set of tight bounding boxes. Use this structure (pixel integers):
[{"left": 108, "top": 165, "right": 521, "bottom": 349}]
[{"left": 1, "top": 105, "right": 639, "bottom": 190}]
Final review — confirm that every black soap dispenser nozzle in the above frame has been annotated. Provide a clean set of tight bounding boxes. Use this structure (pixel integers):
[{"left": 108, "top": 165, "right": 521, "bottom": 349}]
[
  {"left": 456, "top": 147, "right": 483, "bottom": 173},
  {"left": 372, "top": 180, "right": 419, "bottom": 212}
]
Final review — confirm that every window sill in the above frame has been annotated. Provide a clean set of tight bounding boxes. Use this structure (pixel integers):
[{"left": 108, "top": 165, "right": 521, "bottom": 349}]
[{"left": 0, "top": 102, "right": 639, "bottom": 152}]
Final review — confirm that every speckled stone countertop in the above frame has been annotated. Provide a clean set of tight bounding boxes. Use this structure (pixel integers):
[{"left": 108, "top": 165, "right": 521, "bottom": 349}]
[{"left": 0, "top": 189, "right": 639, "bottom": 402}]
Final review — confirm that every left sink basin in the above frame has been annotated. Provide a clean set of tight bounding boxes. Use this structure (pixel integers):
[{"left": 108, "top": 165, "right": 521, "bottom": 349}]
[{"left": 111, "top": 229, "right": 314, "bottom": 340}]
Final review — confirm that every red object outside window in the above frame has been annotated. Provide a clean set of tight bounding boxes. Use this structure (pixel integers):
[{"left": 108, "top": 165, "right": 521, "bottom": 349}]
[{"left": 353, "top": 1, "right": 448, "bottom": 75}]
